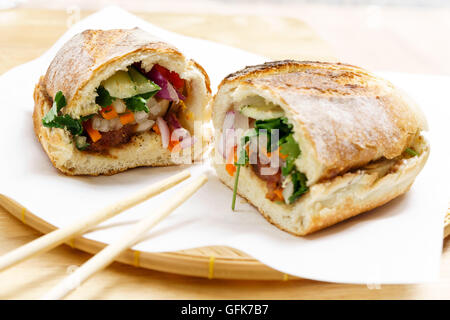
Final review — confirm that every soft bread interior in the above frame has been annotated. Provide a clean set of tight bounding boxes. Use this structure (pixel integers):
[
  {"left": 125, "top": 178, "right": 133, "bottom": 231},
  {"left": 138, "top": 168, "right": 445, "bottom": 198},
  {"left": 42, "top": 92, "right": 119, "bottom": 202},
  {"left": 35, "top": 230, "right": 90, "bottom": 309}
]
[
  {"left": 213, "top": 134, "right": 429, "bottom": 236},
  {"left": 64, "top": 51, "right": 210, "bottom": 135}
]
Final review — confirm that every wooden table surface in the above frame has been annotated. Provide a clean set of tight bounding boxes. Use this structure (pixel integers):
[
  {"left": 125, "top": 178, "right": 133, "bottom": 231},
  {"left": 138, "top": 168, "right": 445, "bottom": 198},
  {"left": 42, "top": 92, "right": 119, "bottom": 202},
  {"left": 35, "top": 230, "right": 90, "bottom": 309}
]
[{"left": 0, "top": 8, "right": 448, "bottom": 300}]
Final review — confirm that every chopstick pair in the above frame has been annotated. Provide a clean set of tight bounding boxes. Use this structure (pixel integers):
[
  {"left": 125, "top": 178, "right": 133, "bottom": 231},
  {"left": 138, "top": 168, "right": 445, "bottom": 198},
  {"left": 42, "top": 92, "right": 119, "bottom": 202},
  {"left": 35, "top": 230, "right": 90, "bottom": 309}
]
[{"left": 0, "top": 170, "right": 208, "bottom": 299}]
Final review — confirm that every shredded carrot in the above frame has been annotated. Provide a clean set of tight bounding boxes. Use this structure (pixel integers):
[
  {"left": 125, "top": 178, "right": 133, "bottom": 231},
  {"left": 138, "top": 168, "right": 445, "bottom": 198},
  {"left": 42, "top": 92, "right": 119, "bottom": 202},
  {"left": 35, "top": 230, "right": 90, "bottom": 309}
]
[
  {"left": 225, "top": 146, "right": 237, "bottom": 176},
  {"left": 226, "top": 163, "right": 236, "bottom": 176},
  {"left": 119, "top": 112, "right": 134, "bottom": 125},
  {"left": 84, "top": 120, "right": 102, "bottom": 143},
  {"left": 274, "top": 188, "right": 284, "bottom": 201},
  {"left": 152, "top": 124, "right": 160, "bottom": 134},
  {"left": 168, "top": 140, "right": 180, "bottom": 152},
  {"left": 100, "top": 105, "right": 118, "bottom": 120}
]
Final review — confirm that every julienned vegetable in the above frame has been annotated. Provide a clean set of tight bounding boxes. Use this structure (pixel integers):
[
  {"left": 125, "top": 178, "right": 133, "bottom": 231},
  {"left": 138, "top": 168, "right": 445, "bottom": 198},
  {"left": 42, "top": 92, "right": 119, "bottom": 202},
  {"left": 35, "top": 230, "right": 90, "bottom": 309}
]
[
  {"left": 231, "top": 117, "right": 309, "bottom": 210},
  {"left": 41, "top": 63, "right": 190, "bottom": 153},
  {"left": 100, "top": 105, "right": 118, "bottom": 120},
  {"left": 147, "top": 65, "right": 185, "bottom": 102},
  {"left": 95, "top": 86, "right": 114, "bottom": 107},
  {"left": 84, "top": 120, "right": 102, "bottom": 143},
  {"left": 119, "top": 112, "right": 135, "bottom": 125},
  {"left": 405, "top": 147, "right": 419, "bottom": 157}
]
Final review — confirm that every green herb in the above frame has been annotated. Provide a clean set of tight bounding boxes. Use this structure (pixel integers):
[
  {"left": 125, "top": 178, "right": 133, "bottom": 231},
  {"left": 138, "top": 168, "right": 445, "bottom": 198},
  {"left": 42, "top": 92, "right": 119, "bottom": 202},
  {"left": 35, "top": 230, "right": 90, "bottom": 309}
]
[
  {"left": 231, "top": 132, "right": 253, "bottom": 210},
  {"left": 42, "top": 91, "right": 84, "bottom": 136},
  {"left": 405, "top": 147, "right": 418, "bottom": 157},
  {"left": 95, "top": 86, "right": 114, "bottom": 107},
  {"left": 280, "top": 134, "right": 300, "bottom": 176},
  {"left": 42, "top": 90, "right": 66, "bottom": 124},
  {"left": 139, "top": 90, "right": 160, "bottom": 100},
  {"left": 255, "top": 117, "right": 292, "bottom": 135},
  {"left": 80, "top": 114, "right": 94, "bottom": 121},
  {"left": 230, "top": 117, "right": 309, "bottom": 209},
  {"left": 124, "top": 95, "right": 149, "bottom": 113},
  {"left": 124, "top": 91, "right": 159, "bottom": 113},
  {"left": 288, "top": 170, "right": 308, "bottom": 203},
  {"left": 231, "top": 164, "right": 241, "bottom": 211}
]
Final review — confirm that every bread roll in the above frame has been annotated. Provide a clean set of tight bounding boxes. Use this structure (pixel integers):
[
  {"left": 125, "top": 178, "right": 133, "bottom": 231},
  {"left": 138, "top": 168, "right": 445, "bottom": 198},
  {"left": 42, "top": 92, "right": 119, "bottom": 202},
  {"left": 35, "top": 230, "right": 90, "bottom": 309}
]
[
  {"left": 34, "top": 28, "right": 211, "bottom": 175},
  {"left": 212, "top": 60, "right": 429, "bottom": 236}
]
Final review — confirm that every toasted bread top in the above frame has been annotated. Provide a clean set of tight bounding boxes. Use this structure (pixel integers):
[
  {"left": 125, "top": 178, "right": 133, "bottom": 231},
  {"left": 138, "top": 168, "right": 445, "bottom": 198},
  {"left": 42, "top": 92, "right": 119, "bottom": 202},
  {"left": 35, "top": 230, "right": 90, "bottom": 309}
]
[{"left": 43, "top": 28, "right": 210, "bottom": 118}]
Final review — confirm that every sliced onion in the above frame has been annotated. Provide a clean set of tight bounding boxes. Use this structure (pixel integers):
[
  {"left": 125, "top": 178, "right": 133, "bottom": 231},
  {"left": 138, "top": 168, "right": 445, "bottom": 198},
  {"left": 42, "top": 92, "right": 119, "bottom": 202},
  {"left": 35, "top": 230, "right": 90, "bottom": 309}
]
[
  {"left": 91, "top": 115, "right": 103, "bottom": 131},
  {"left": 136, "top": 119, "right": 155, "bottom": 133},
  {"left": 234, "top": 111, "right": 249, "bottom": 130},
  {"left": 223, "top": 110, "right": 235, "bottom": 130},
  {"left": 166, "top": 81, "right": 179, "bottom": 103},
  {"left": 147, "top": 66, "right": 185, "bottom": 102},
  {"left": 172, "top": 136, "right": 197, "bottom": 152},
  {"left": 224, "top": 128, "right": 236, "bottom": 159},
  {"left": 218, "top": 110, "right": 238, "bottom": 158},
  {"left": 134, "top": 111, "right": 149, "bottom": 123},
  {"left": 112, "top": 99, "right": 127, "bottom": 113},
  {"left": 179, "top": 136, "right": 197, "bottom": 149},
  {"left": 111, "top": 118, "right": 123, "bottom": 131},
  {"left": 171, "top": 127, "right": 190, "bottom": 142},
  {"left": 156, "top": 117, "right": 170, "bottom": 148},
  {"left": 217, "top": 132, "right": 225, "bottom": 159}
]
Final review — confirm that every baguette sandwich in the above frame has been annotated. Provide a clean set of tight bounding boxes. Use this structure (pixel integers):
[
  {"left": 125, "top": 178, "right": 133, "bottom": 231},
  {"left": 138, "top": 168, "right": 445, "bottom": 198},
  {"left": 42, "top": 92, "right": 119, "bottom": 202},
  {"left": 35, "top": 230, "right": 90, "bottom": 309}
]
[
  {"left": 34, "top": 28, "right": 211, "bottom": 175},
  {"left": 212, "top": 60, "right": 429, "bottom": 236}
]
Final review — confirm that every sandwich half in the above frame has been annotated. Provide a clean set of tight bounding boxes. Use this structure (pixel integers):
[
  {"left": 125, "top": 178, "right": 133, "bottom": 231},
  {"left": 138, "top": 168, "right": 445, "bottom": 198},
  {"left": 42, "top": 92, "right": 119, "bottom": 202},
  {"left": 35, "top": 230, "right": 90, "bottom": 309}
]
[
  {"left": 212, "top": 60, "right": 429, "bottom": 236},
  {"left": 34, "top": 28, "right": 211, "bottom": 175}
]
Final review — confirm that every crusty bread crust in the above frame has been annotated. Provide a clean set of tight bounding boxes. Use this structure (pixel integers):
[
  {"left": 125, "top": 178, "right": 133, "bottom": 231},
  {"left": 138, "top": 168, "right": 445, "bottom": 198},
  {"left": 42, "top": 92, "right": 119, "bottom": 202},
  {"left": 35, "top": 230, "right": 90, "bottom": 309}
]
[
  {"left": 213, "top": 60, "right": 427, "bottom": 185},
  {"left": 214, "top": 135, "right": 429, "bottom": 236},
  {"left": 212, "top": 60, "right": 430, "bottom": 235},
  {"left": 44, "top": 28, "right": 211, "bottom": 118}
]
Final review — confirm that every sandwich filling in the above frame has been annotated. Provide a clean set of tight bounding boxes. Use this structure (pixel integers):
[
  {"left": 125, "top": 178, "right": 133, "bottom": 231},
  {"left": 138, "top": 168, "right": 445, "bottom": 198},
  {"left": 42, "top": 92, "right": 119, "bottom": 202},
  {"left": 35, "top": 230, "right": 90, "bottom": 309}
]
[
  {"left": 42, "top": 63, "right": 194, "bottom": 153},
  {"left": 219, "top": 96, "right": 309, "bottom": 209},
  {"left": 220, "top": 96, "right": 420, "bottom": 209}
]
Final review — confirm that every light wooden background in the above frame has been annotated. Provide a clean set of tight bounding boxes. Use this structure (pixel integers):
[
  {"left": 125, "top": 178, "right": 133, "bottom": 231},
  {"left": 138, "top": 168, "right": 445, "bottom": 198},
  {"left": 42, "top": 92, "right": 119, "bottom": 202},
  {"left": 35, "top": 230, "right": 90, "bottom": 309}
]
[{"left": 0, "top": 8, "right": 448, "bottom": 299}]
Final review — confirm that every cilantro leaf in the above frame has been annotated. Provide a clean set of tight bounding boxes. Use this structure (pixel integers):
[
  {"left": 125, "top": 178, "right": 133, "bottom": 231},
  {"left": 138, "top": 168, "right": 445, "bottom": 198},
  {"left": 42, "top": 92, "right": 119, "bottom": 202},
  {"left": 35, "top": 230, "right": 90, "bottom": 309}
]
[
  {"left": 230, "top": 117, "right": 309, "bottom": 208},
  {"left": 124, "top": 90, "right": 159, "bottom": 113},
  {"left": 42, "top": 91, "right": 87, "bottom": 136},
  {"left": 95, "top": 86, "right": 114, "bottom": 107},
  {"left": 124, "top": 95, "right": 149, "bottom": 113},
  {"left": 280, "top": 134, "right": 301, "bottom": 176},
  {"left": 42, "top": 90, "right": 66, "bottom": 124},
  {"left": 288, "top": 170, "right": 309, "bottom": 204},
  {"left": 138, "top": 90, "right": 160, "bottom": 100}
]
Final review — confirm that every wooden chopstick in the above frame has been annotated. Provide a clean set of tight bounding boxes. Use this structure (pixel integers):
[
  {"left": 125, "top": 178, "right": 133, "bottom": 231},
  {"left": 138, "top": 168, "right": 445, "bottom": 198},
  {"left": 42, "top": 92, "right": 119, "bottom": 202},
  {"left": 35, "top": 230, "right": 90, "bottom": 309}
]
[
  {"left": 42, "top": 174, "right": 208, "bottom": 300},
  {"left": 0, "top": 170, "right": 191, "bottom": 272}
]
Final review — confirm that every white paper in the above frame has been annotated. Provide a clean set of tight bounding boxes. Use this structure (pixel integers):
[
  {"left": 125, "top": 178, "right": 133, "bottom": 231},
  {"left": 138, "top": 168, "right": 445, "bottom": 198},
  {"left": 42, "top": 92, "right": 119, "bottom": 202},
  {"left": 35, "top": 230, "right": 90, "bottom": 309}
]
[{"left": 0, "top": 7, "right": 447, "bottom": 284}]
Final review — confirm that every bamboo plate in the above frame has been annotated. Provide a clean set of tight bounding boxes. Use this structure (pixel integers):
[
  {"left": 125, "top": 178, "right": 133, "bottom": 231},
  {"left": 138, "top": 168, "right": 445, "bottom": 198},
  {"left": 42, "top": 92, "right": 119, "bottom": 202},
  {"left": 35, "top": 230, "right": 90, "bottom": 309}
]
[{"left": 1, "top": 195, "right": 448, "bottom": 280}]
